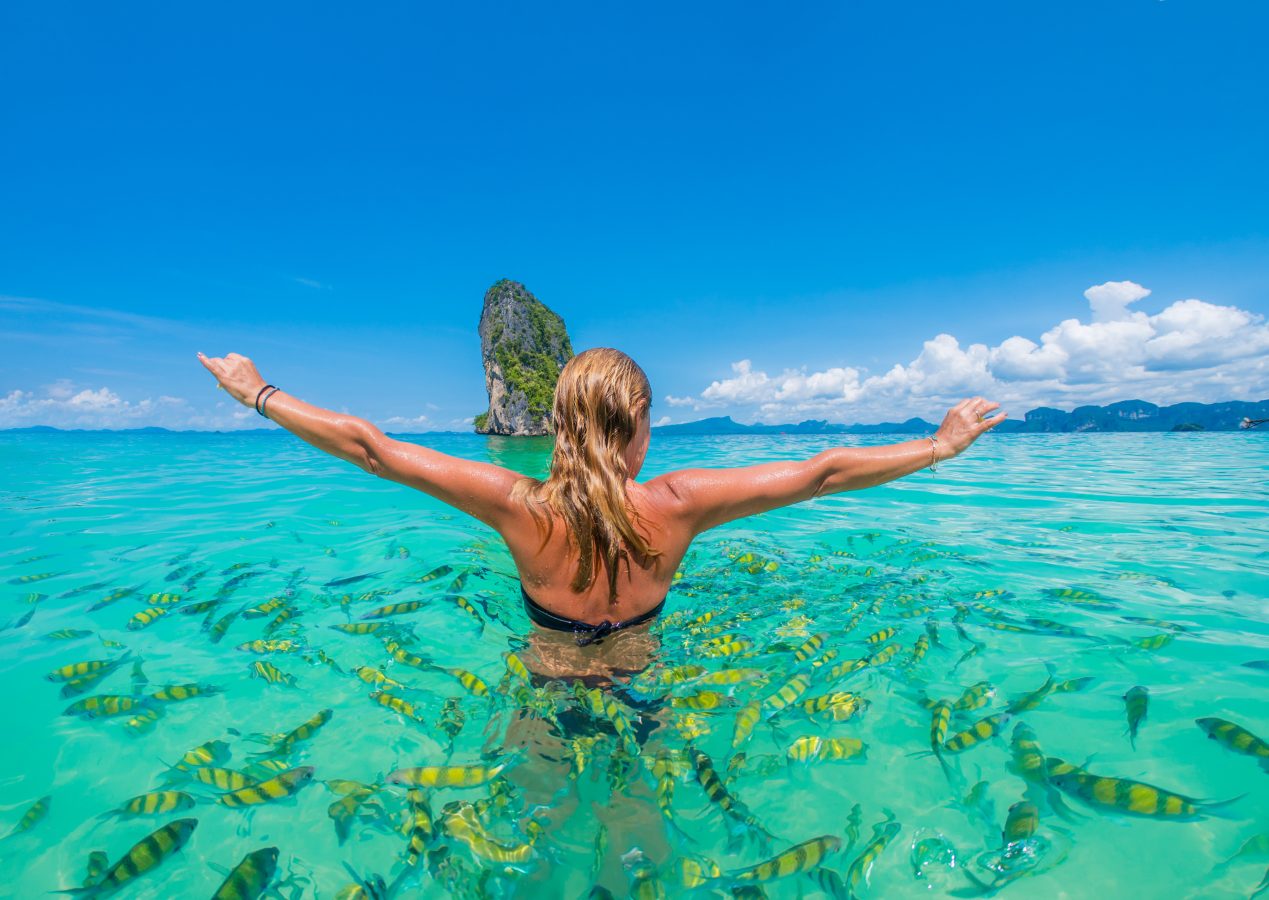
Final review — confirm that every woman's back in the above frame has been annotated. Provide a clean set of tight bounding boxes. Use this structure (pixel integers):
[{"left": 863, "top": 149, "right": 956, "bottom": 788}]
[{"left": 504, "top": 475, "right": 692, "bottom": 626}]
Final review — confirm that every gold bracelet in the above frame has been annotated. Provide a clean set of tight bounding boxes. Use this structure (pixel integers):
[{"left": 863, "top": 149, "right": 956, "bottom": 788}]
[{"left": 928, "top": 436, "right": 940, "bottom": 473}]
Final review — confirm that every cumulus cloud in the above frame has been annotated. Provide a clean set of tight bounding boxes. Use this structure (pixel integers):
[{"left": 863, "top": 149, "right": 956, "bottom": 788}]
[
  {"left": 381, "top": 413, "right": 433, "bottom": 432},
  {"left": 0, "top": 384, "right": 210, "bottom": 429},
  {"left": 1084, "top": 280, "right": 1151, "bottom": 322},
  {"left": 665, "top": 282, "right": 1269, "bottom": 423}
]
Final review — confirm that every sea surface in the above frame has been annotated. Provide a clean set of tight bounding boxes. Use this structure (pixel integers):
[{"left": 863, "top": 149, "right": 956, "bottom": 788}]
[{"left": 1, "top": 431, "right": 1267, "bottom": 899}]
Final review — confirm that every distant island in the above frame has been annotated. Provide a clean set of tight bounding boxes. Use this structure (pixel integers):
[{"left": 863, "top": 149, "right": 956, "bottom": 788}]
[{"left": 650, "top": 399, "right": 1269, "bottom": 435}]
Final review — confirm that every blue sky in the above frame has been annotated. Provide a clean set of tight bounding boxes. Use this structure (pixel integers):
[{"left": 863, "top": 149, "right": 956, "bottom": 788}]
[{"left": 2, "top": 1, "right": 1267, "bottom": 431}]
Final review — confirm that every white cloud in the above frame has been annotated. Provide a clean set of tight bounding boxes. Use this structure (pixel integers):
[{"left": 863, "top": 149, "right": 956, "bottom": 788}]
[
  {"left": 1084, "top": 280, "right": 1151, "bottom": 322},
  {"left": 0, "top": 383, "right": 242, "bottom": 430},
  {"left": 653, "top": 415, "right": 671, "bottom": 427},
  {"left": 666, "top": 282, "right": 1269, "bottom": 423},
  {"left": 381, "top": 413, "right": 433, "bottom": 431}
]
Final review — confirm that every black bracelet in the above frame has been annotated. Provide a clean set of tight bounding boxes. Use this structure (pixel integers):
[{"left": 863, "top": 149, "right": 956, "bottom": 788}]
[
  {"left": 254, "top": 384, "right": 276, "bottom": 415},
  {"left": 258, "top": 387, "right": 281, "bottom": 418}
]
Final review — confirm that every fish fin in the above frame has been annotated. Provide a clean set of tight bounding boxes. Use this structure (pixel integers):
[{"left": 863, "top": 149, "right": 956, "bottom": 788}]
[{"left": 1198, "top": 794, "right": 1247, "bottom": 820}]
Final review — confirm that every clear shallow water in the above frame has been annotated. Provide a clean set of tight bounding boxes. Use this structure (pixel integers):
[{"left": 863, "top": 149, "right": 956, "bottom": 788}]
[{"left": 1, "top": 431, "right": 1267, "bottom": 899}]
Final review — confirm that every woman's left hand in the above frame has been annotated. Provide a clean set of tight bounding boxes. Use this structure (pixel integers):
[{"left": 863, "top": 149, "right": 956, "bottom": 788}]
[{"left": 197, "top": 351, "right": 268, "bottom": 409}]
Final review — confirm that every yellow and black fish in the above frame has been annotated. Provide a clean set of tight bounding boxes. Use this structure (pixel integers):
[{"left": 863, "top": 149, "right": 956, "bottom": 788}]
[
  {"left": 218, "top": 767, "right": 315, "bottom": 808},
  {"left": 249, "top": 661, "right": 297, "bottom": 687},
  {"left": 360, "top": 599, "right": 425, "bottom": 620},
  {"left": 212, "top": 846, "right": 279, "bottom": 900},
  {"left": 786, "top": 736, "right": 867, "bottom": 764},
  {"left": 952, "top": 681, "right": 994, "bottom": 713},
  {"left": 330, "top": 622, "right": 383, "bottom": 635},
  {"left": 732, "top": 700, "right": 762, "bottom": 749},
  {"left": 1196, "top": 717, "right": 1269, "bottom": 772},
  {"left": 46, "top": 655, "right": 130, "bottom": 684},
  {"left": 266, "top": 708, "right": 334, "bottom": 755},
  {"left": 845, "top": 819, "right": 901, "bottom": 898},
  {"left": 442, "top": 802, "right": 534, "bottom": 865},
  {"left": 1045, "top": 757, "right": 1238, "bottom": 821},
  {"left": 235, "top": 639, "right": 299, "bottom": 654},
  {"left": 369, "top": 690, "right": 426, "bottom": 724},
  {"left": 3, "top": 795, "right": 50, "bottom": 840},
  {"left": 729, "top": 835, "right": 843, "bottom": 885},
  {"left": 386, "top": 762, "right": 507, "bottom": 789},
  {"left": 57, "top": 818, "right": 197, "bottom": 897},
  {"left": 1002, "top": 801, "right": 1039, "bottom": 843},
  {"left": 943, "top": 713, "right": 1012, "bottom": 754},
  {"left": 689, "top": 747, "right": 774, "bottom": 853},
  {"left": 762, "top": 673, "right": 812, "bottom": 717},
  {"left": 243, "top": 597, "right": 287, "bottom": 619},
  {"left": 151, "top": 683, "right": 223, "bottom": 704},
  {"left": 1123, "top": 686, "right": 1149, "bottom": 749},
  {"left": 126, "top": 607, "right": 168, "bottom": 631},
  {"left": 100, "top": 791, "right": 195, "bottom": 820},
  {"left": 63, "top": 694, "right": 147, "bottom": 720}
]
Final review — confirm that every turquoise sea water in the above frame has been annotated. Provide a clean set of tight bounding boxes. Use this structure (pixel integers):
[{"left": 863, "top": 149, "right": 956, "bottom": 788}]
[{"left": 1, "top": 431, "right": 1267, "bottom": 899}]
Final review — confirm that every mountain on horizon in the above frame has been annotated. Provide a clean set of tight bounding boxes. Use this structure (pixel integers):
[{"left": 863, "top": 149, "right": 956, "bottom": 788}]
[{"left": 651, "top": 399, "right": 1269, "bottom": 435}]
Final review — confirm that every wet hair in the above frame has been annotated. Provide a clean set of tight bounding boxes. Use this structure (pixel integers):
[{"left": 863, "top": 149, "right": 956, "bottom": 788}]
[{"left": 510, "top": 347, "right": 661, "bottom": 602}]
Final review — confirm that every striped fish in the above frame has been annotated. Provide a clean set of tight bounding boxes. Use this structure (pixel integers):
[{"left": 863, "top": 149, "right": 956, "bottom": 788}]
[
  {"left": 359, "top": 600, "right": 425, "bottom": 620},
  {"left": 126, "top": 607, "right": 168, "bottom": 631},
  {"left": 1196, "top": 717, "right": 1269, "bottom": 772},
  {"left": 786, "top": 736, "right": 867, "bottom": 764},
  {"left": 943, "top": 713, "right": 1012, "bottom": 754},
  {"left": 56, "top": 818, "right": 197, "bottom": 897},
  {"left": 1046, "top": 757, "right": 1238, "bottom": 821},
  {"left": 100, "top": 791, "right": 195, "bottom": 820},
  {"left": 3, "top": 795, "right": 50, "bottom": 839},
  {"left": 730, "top": 835, "right": 843, "bottom": 884},
  {"left": 249, "top": 661, "right": 297, "bottom": 687},
  {"left": 762, "top": 674, "right": 811, "bottom": 715},
  {"left": 386, "top": 762, "right": 506, "bottom": 789},
  {"left": 690, "top": 747, "right": 774, "bottom": 853},
  {"left": 329, "top": 622, "right": 383, "bottom": 635},
  {"left": 218, "top": 767, "right": 315, "bottom": 808},
  {"left": 212, "top": 846, "right": 279, "bottom": 900},
  {"left": 845, "top": 820, "right": 901, "bottom": 898}
]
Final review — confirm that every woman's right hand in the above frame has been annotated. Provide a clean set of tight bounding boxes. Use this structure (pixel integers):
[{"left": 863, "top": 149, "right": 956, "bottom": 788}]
[{"left": 934, "top": 397, "right": 1007, "bottom": 459}]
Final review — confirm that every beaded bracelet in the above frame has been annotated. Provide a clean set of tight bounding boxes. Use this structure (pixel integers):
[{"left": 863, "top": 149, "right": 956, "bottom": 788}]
[
  {"left": 258, "top": 387, "right": 281, "bottom": 419},
  {"left": 254, "top": 384, "right": 277, "bottom": 415},
  {"left": 928, "top": 435, "right": 941, "bottom": 473}
]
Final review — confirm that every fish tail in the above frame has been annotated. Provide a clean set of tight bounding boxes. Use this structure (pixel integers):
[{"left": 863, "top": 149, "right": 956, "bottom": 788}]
[
  {"left": 1198, "top": 794, "right": 1247, "bottom": 820},
  {"left": 664, "top": 816, "right": 696, "bottom": 845}
]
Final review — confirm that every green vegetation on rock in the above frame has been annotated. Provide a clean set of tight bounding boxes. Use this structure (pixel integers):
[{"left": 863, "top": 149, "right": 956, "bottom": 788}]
[{"left": 477, "top": 279, "right": 574, "bottom": 435}]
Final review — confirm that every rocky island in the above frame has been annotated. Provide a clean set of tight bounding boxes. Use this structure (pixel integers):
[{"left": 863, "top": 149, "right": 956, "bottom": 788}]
[{"left": 474, "top": 279, "right": 574, "bottom": 436}]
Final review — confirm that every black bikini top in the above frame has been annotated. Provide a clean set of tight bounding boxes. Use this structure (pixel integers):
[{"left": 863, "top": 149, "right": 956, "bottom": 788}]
[{"left": 520, "top": 583, "right": 665, "bottom": 646}]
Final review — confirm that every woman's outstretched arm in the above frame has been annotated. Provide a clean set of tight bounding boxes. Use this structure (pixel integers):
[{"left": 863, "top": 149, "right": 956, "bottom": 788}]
[
  {"left": 196, "top": 352, "right": 523, "bottom": 529},
  {"left": 658, "top": 397, "right": 1007, "bottom": 536}
]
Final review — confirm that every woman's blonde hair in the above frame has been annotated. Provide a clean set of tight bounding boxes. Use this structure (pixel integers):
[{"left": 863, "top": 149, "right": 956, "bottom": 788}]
[{"left": 510, "top": 347, "right": 662, "bottom": 602}]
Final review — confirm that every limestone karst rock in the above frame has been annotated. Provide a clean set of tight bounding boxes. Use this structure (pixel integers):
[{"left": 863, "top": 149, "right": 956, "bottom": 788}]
[{"left": 475, "top": 280, "right": 574, "bottom": 436}]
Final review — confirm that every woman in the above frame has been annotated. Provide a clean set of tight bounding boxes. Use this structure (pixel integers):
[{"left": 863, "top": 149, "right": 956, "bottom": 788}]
[
  {"left": 199, "top": 347, "right": 1006, "bottom": 879},
  {"left": 196, "top": 347, "right": 1005, "bottom": 648}
]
